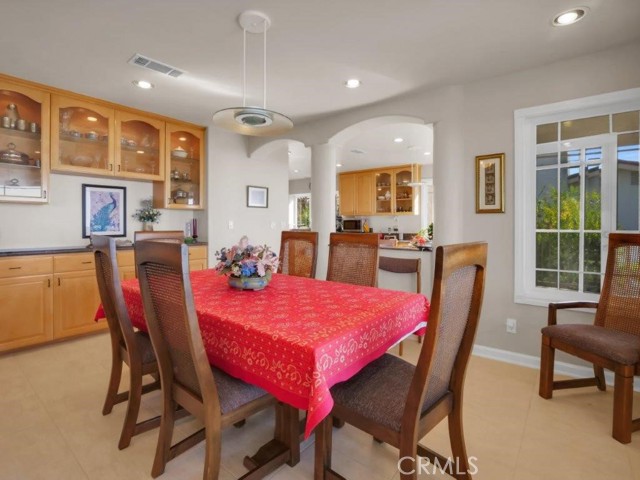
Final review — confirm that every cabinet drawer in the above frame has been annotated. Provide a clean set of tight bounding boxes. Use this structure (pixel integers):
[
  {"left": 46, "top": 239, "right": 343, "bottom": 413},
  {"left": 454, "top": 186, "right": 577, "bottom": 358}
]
[
  {"left": 188, "top": 245, "right": 207, "bottom": 260},
  {"left": 0, "top": 256, "right": 53, "bottom": 279},
  {"left": 54, "top": 253, "right": 95, "bottom": 273},
  {"left": 117, "top": 250, "right": 135, "bottom": 267}
]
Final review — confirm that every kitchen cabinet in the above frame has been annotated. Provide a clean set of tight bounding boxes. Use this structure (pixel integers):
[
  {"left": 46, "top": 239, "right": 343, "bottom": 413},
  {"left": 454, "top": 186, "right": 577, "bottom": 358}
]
[
  {"left": 0, "top": 256, "right": 53, "bottom": 352},
  {"left": 154, "top": 123, "right": 205, "bottom": 210},
  {"left": 0, "top": 79, "right": 50, "bottom": 204},
  {"left": 116, "top": 250, "right": 136, "bottom": 280},
  {"left": 339, "top": 164, "right": 421, "bottom": 217},
  {"left": 52, "top": 253, "right": 105, "bottom": 339},
  {"left": 188, "top": 245, "right": 208, "bottom": 271},
  {"left": 114, "top": 111, "right": 165, "bottom": 181}
]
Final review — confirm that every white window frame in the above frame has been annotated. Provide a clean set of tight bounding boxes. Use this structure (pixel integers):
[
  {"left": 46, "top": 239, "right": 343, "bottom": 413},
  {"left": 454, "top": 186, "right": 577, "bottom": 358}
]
[
  {"left": 288, "top": 193, "right": 311, "bottom": 229},
  {"left": 514, "top": 88, "right": 640, "bottom": 307}
]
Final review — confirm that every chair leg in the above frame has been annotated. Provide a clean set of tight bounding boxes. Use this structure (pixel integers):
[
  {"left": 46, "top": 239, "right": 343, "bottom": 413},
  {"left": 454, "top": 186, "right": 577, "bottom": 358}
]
[
  {"left": 398, "top": 438, "right": 417, "bottom": 480},
  {"left": 539, "top": 336, "right": 555, "bottom": 399},
  {"left": 151, "top": 395, "right": 177, "bottom": 478},
  {"left": 102, "top": 355, "right": 123, "bottom": 415},
  {"left": 416, "top": 334, "right": 422, "bottom": 344},
  {"left": 399, "top": 341, "right": 404, "bottom": 357},
  {"left": 203, "top": 425, "right": 222, "bottom": 480},
  {"left": 118, "top": 364, "right": 143, "bottom": 450},
  {"left": 314, "top": 415, "right": 333, "bottom": 480},
  {"left": 612, "top": 370, "right": 634, "bottom": 444},
  {"left": 448, "top": 402, "right": 472, "bottom": 480},
  {"left": 594, "top": 366, "right": 607, "bottom": 392}
]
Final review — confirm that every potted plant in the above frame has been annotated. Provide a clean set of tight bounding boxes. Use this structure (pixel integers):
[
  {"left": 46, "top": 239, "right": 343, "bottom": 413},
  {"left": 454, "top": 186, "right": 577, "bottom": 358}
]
[
  {"left": 132, "top": 198, "right": 161, "bottom": 231},
  {"left": 214, "top": 236, "right": 279, "bottom": 290}
]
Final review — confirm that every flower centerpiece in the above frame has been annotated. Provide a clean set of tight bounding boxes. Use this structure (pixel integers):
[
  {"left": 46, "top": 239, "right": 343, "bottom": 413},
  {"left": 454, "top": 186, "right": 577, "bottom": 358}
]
[
  {"left": 132, "top": 199, "right": 161, "bottom": 231},
  {"left": 410, "top": 224, "right": 433, "bottom": 250},
  {"left": 214, "top": 236, "right": 279, "bottom": 290}
]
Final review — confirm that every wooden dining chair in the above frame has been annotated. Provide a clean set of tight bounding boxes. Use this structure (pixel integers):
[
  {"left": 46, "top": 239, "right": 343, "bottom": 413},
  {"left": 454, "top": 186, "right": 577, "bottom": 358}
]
[
  {"left": 278, "top": 230, "right": 319, "bottom": 278},
  {"left": 378, "top": 256, "right": 423, "bottom": 356},
  {"left": 539, "top": 233, "right": 640, "bottom": 444},
  {"left": 135, "top": 240, "right": 288, "bottom": 479},
  {"left": 315, "top": 241, "right": 487, "bottom": 480},
  {"left": 92, "top": 235, "right": 162, "bottom": 450},
  {"left": 326, "top": 232, "right": 379, "bottom": 287}
]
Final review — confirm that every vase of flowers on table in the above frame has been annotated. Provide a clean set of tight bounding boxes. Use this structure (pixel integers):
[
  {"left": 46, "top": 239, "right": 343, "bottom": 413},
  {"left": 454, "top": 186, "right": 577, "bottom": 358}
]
[
  {"left": 410, "top": 224, "right": 433, "bottom": 250},
  {"left": 132, "top": 198, "right": 161, "bottom": 231},
  {"left": 214, "top": 236, "right": 279, "bottom": 290}
]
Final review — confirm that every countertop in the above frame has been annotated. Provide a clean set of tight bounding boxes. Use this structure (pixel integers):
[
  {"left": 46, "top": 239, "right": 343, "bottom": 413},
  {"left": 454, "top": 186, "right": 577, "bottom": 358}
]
[
  {"left": 0, "top": 241, "right": 208, "bottom": 258},
  {"left": 379, "top": 245, "right": 432, "bottom": 252}
]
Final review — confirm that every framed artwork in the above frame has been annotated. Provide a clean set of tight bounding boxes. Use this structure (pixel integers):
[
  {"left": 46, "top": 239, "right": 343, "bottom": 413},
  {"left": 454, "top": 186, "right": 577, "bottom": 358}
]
[
  {"left": 247, "top": 185, "right": 269, "bottom": 208},
  {"left": 82, "top": 184, "right": 127, "bottom": 238},
  {"left": 476, "top": 153, "right": 505, "bottom": 213}
]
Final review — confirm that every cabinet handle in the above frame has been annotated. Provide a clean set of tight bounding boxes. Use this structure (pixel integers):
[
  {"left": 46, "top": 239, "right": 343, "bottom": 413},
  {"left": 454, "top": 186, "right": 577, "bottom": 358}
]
[
  {"left": 81, "top": 261, "right": 92, "bottom": 264},
  {"left": 117, "top": 165, "right": 121, "bottom": 172},
  {"left": 9, "top": 266, "right": 21, "bottom": 270},
  {"left": 48, "top": 278, "right": 51, "bottom": 287},
  {"left": 58, "top": 278, "right": 61, "bottom": 286},
  {"left": 109, "top": 164, "right": 113, "bottom": 171}
]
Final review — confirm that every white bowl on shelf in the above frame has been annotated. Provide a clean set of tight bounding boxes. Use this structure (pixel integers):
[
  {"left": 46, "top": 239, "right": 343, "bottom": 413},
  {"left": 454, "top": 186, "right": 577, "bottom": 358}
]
[{"left": 172, "top": 147, "right": 188, "bottom": 158}]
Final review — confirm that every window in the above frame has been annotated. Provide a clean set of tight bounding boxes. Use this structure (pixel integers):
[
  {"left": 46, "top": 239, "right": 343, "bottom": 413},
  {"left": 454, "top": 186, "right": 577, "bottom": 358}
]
[
  {"left": 289, "top": 194, "right": 311, "bottom": 229},
  {"left": 515, "top": 89, "right": 640, "bottom": 306}
]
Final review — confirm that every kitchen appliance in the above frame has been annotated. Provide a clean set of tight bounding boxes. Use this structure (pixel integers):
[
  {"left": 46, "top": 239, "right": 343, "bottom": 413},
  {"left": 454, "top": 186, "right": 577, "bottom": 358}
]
[{"left": 342, "top": 218, "right": 363, "bottom": 232}]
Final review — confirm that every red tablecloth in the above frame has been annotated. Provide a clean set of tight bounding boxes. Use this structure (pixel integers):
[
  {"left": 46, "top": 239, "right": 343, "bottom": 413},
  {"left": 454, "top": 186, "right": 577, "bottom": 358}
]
[{"left": 110, "top": 270, "right": 429, "bottom": 437}]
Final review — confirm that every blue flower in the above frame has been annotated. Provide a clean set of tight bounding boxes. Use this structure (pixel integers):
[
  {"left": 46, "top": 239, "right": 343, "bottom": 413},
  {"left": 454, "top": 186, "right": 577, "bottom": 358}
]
[{"left": 240, "top": 262, "right": 257, "bottom": 277}]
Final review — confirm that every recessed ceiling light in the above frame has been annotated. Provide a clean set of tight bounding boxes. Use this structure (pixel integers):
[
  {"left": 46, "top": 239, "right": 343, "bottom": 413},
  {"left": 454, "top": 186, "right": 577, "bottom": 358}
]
[
  {"left": 136, "top": 150, "right": 145, "bottom": 154},
  {"left": 178, "top": 136, "right": 187, "bottom": 141},
  {"left": 87, "top": 116, "right": 98, "bottom": 122},
  {"left": 552, "top": 7, "right": 588, "bottom": 26},
  {"left": 336, "top": 163, "right": 343, "bottom": 168},
  {"left": 345, "top": 79, "right": 361, "bottom": 89},
  {"left": 293, "top": 169, "right": 299, "bottom": 173},
  {"left": 394, "top": 137, "right": 404, "bottom": 143},
  {"left": 132, "top": 80, "right": 154, "bottom": 89}
]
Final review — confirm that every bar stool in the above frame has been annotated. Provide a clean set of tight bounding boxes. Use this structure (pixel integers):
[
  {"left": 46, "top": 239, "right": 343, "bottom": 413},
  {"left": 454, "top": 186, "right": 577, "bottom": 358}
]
[{"left": 378, "top": 256, "right": 422, "bottom": 356}]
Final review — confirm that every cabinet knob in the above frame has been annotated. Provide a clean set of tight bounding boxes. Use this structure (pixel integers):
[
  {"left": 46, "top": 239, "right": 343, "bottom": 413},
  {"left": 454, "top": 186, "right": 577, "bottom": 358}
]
[{"left": 109, "top": 164, "right": 113, "bottom": 171}]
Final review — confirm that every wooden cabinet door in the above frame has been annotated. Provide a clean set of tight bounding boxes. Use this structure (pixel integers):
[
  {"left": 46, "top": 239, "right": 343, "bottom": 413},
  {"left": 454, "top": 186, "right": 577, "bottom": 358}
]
[
  {"left": 393, "top": 166, "right": 420, "bottom": 215},
  {"left": 53, "top": 270, "right": 105, "bottom": 338},
  {"left": 154, "top": 123, "right": 205, "bottom": 210},
  {"left": 339, "top": 173, "right": 356, "bottom": 216},
  {"left": 189, "top": 259, "right": 207, "bottom": 271},
  {"left": 0, "top": 80, "right": 50, "bottom": 204},
  {"left": 188, "top": 245, "right": 208, "bottom": 271},
  {"left": 355, "top": 172, "right": 374, "bottom": 215},
  {"left": 51, "top": 95, "right": 115, "bottom": 176},
  {"left": 115, "top": 111, "right": 165, "bottom": 181},
  {"left": 0, "top": 275, "right": 53, "bottom": 352}
]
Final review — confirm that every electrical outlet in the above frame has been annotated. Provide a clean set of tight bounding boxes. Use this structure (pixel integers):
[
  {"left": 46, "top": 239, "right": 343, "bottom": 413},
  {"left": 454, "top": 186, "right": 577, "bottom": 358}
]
[
  {"left": 228, "top": 220, "right": 234, "bottom": 230},
  {"left": 506, "top": 318, "right": 517, "bottom": 334}
]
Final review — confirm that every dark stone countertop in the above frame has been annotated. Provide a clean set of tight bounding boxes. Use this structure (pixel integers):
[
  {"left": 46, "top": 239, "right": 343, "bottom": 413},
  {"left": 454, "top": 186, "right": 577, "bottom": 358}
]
[{"left": 0, "top": 242, "right": 208, "bottom": 258}]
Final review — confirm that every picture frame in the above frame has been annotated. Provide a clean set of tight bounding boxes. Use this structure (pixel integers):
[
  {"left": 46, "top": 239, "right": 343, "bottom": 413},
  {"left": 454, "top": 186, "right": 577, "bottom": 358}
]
[
  {"left": 81, "top": 184, "right": 127, "bottom": 238},
  {"left": 475, "top": 153, "right": 505, "bottom": 213},
  {"left": 247, "top": 185, "right": 269, "bottom": 208}
]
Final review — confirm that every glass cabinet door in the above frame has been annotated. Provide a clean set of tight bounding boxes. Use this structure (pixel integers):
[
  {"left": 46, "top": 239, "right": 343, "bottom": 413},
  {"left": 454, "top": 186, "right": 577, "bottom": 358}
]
[
  {"left": 375, "top": 171, "right": 393, "bottom": 214},
  {"left": 394, "top": 167, "right": 419, "bottom": 214},
  {"left": 115, "top": 111, "right": 164, "bottom": 181},
  {"left": 154, "top": 123, "right": 204, "bottom": 209},
  {"left": 51, "top": 95, "right": 114, "bottom": 175},
  {"left": 0, "top": 82, "right": 50, "bottom": 203}
]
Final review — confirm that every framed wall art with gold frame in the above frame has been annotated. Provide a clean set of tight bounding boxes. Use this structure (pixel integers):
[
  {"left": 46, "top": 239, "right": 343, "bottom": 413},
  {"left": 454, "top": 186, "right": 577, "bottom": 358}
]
[{"left": 475, "top": 153, "right": 505, "bottom": 213}]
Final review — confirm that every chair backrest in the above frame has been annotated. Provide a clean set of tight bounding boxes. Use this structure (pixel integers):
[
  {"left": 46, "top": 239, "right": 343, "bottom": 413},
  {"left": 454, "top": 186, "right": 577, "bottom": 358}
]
[
  {"left": 278, "top": 231, "right": 319, "bottom": 278},
  {"left": 403, "top": 242, "right": 487, "bottom": 430},
  {"left": 378, "top": 256, "right": 421, "bottom": 294},
  {"left": 92, "top": 235, "right": 138, "bottom": 356},
  {"left": 135, "top": 240, "right": 220, "bottom": 412},
  {"left": 134, "top": 230, "right": 185, "bottom": 243},
  {"left": 595, "top": 233, "right": 640, "bottom": 337},
  {"left": 326, "top": 233, "right": 379, "bottom": 287}
]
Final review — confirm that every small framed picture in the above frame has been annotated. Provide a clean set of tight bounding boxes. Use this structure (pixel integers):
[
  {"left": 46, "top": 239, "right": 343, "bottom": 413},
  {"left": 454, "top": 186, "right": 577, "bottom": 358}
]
[
  {"left": 247, "top": 185, "right": 268, "bottom": 208},
  {"left": 476, "top": 153, "right": 505, "bottom": 213},
  {"left": 82, "top": 184, "right": 127, "bottom": 238}
]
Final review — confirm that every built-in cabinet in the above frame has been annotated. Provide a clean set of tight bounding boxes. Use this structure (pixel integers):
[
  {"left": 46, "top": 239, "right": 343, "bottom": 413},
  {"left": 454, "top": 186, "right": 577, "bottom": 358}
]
[
  {"left": 153, "top": 124, "right": 205, "bottom": 210},
  {"left": 0, "top": 79, "right": 50, "bottom": 203},
  {"left": 0, "top": 73, "right": 205, "bottom": 209},
  {"left": 339, "top": 164, "right": 421, "bottom": 216}
]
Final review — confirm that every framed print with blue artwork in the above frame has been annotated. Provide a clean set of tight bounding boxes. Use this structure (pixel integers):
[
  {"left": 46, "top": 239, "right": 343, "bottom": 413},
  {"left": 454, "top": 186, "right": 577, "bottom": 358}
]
[{"left": 82, "top": 184, "right": 127, "bottom": 238}]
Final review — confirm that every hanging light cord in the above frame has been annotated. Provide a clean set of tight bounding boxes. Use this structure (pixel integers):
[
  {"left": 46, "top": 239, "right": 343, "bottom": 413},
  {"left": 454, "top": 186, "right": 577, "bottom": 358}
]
[
  {"left": 242, "top": 27, "right": 247, "bottom": 108},
  {"left": 263, "top": 18, "right": 267, "bottom": 110}
]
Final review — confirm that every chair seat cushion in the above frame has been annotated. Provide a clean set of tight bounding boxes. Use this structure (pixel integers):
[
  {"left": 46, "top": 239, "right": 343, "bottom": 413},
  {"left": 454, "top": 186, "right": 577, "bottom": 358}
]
[
  {"left": 331, "top": 353, "right": 415, "bottom": 432},
  {"left": 542, "top": 324, "right": 640, "bottom": 365},
  {"left": 212, "top": 367, "right": 269, "bottom": 415},
  {"left": 132, "top": 331, "right": 157, "bottom": 365}
]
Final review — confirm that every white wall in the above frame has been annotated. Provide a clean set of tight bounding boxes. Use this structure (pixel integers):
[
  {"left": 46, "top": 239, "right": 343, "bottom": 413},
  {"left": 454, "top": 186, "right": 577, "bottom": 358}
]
[
  {"left": 289, "top": 178, "right": 311, "bottom": 195},
  {"left": 0, "top": 173, "right": 194, "bottom": 249},
  {"left": 206, "top": 128, "right": 289, "bottom": 262}
]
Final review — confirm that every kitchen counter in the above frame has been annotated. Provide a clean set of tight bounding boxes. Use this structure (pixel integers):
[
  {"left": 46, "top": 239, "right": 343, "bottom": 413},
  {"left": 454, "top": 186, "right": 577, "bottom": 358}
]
[
  {"left": 0, "top": 241, "right": 208, "bottom": 257},
  {"left": 379, "top": 245, "right": 432, "bottom": 252}
]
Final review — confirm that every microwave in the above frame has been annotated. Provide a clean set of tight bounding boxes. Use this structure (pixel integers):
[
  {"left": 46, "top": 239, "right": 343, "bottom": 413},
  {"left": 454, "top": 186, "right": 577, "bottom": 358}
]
[{"left": 342, "top": 219, "right": 363, "bottom": 232}]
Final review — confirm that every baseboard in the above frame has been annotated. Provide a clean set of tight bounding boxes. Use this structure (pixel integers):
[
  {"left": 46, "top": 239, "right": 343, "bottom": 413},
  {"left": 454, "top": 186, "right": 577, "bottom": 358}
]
[{"left": 472, "top": 344, "right": 640, "bottom": 392}]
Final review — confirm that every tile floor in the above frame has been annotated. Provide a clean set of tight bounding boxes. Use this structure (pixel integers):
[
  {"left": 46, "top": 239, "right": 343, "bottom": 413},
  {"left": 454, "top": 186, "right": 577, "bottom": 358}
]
[{"left": 1, "top": 333, "right": 639, "bottom": 480}]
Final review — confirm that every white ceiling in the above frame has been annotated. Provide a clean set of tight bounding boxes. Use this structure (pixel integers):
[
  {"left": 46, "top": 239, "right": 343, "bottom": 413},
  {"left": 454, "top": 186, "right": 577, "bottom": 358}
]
[{"left": 2, "top": 0, "right": 638, "bottom": 130}]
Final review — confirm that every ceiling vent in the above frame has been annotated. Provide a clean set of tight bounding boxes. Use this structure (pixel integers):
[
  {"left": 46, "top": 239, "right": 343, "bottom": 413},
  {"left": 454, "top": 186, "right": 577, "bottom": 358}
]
[{"left": 128, "top": 53, "right": 185, "bottom": 78}]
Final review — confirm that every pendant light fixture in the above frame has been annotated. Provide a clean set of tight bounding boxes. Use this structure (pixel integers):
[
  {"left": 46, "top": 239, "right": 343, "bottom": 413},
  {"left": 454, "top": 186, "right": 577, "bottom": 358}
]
[
  {"left": 212, "top": 11, "right": 293, "bottom": 137},
  {"left": 407, "top": 163, "right": 425, "bottom": 186}
]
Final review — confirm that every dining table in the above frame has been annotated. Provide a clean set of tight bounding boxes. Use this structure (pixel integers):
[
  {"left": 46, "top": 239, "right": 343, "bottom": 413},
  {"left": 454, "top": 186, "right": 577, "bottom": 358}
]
[{"left": 108, "top": 269, "right": 429, "bottom": 468}]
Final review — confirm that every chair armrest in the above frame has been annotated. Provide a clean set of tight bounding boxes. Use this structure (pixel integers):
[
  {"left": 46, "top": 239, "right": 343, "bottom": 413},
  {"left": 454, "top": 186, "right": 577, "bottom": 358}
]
[{"left": 547, "top": 301, "right": 599, "bottom": 326}]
